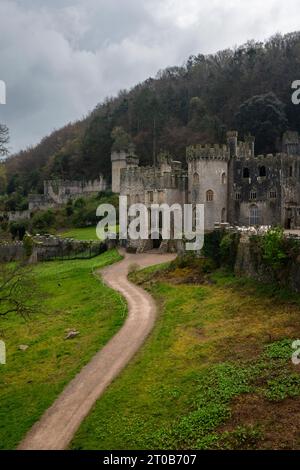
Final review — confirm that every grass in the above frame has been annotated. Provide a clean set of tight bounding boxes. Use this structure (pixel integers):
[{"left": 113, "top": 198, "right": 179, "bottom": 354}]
[
  {"left": 71, "top": 262, "right": 300, "bottom": 450},
  {"left": 60, "top": 226, "right": 119, "bottom": 241},
  {"left": 0, "top": 249, "right": 126, "bottom": 450}
]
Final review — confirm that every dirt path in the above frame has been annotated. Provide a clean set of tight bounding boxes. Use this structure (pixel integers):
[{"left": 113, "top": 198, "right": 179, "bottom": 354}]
[{"left": 18, "top": 250, "right": 176, "bottom": 450}]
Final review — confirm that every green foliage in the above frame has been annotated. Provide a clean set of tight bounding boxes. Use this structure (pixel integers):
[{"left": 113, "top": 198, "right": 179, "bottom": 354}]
[
  {"left": 31, "top": 210, "right": 56, "bottom": 234},
  {"left": 9, "top": 220, "right": 29, "bottom": 240},
  {"left": 260, "top": 227, "right": 287, "bottom": 268},
  {"left": 234, "top": 92, "right": 288, "bottom": 154},
  {"left": 220, "top": 233, "right": 240, "bottom": 268},
  {"left": 23, "top": 233, "right": 34, "bottom": 257},
  {"left": 202, "top": 230, "right": 224, "bottom": 265},
  {"left": 265, "top": 373, "right": 300, "bottom": 401}
]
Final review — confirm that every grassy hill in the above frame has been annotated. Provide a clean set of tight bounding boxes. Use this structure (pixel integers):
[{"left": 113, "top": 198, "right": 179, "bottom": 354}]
[
  {"left": 71, "top": 259, "right": 300, "bottom": 450},
  {"left": 0, "top": 249, "right": 125, "bottom": 449}
]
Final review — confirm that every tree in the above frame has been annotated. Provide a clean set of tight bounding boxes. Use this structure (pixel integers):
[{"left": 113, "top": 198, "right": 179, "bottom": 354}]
[
  {"left": 0, "top": 124, "right": 9, "bottom": 157},
  {"left": 0, "top": 262, "right": 37, "bottom": 317},
  {"left": 234, "top": 93, "right": 288, "bottom": 154}
]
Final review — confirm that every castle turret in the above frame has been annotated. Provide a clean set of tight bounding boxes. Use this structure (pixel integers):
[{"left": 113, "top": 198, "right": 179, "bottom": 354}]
[
  {"left": 110, "top": 127, "right": 138, "bottom": 193},
  {"left": 227, "top": 131, "right": 238, "bottom": 158},
  {"left": 282, "top": 131, "right": 300, "bottom": 155},
  {"left": 111, "top": 147, "right": 139, "bottom": 193}
]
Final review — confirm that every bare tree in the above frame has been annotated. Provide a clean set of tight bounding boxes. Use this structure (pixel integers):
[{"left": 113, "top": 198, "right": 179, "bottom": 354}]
[
  {"left": 0, "top": 262, "right": 37, "bottom": 318},
  {"left": 0, "top": 124, "right": 9, "bottom": 157}
]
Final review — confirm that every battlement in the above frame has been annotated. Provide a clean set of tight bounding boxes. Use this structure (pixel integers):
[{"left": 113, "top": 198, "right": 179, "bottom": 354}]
[{"left": 186, "top": 143, "right": 230, "bottom": 161}]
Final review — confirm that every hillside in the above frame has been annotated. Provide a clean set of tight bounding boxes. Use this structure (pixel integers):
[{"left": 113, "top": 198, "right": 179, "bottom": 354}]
[{"left": 3, "top": 31, "right": 300, "bottom": 197}]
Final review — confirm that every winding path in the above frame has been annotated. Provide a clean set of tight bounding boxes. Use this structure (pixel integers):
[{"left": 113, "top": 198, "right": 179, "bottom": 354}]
[{"left": 18, "top": 250, "right": 176, "bottom": 450}]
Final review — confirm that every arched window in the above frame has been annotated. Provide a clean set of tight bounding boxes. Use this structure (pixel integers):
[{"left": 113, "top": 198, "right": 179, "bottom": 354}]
[
  {"left": 221, "top": 172, "right": 226, "bottom": 184},
  {"left": 249, "top": 204, "right": 259, "bottom": 226},
  {"left": 206, "top": 190, "right": 214, "bottom": 202},
  {"left": 221, "top": 208, "right": 226, "bottom": 223},
  {"left": 243, "top": 168, "right": 250, "bottom": 178},
  {"left": 135, "top": 194, "right": 140, "bottom": 204},
  {"left": 259, "top": 166, "right": 266, "bottom": 177},
  {"left": 193, "top": 172, "right": 200, "bottom": 185}
]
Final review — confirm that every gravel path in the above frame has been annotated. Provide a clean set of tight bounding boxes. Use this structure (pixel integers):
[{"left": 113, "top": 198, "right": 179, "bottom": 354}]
[{"left": 18, "top": 250, "right": 176, "bottom": 450}]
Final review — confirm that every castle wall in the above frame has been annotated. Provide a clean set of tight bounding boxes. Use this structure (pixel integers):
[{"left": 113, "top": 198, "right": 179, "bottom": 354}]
[
  {"left": 44, "top": 175, "right": 106, "bottom": 204},
  {"left": 187, "top": 156, "right": 229, "bottom": 231},
  {"left": 228, "top": 154, "right": 282, "bottom": 226}
]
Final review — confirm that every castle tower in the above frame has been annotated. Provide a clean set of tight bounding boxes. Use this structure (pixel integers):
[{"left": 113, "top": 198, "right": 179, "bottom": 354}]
[
  {"left": 186, "top": 144, "right": 230, "bottom": 230},
  {"left": 226, "top": 131, "right": 238, "bottom": 157},
  {"left": 282, "top": 131, "right": 300, "bottom": 155},
  {"left": 111, "top": 146, "right": 139, "bottom": 193}
]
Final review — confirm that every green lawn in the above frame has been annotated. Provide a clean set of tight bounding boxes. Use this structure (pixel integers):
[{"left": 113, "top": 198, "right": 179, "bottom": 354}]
[
  {"left": 60, "top": 226, "right": 119, "bottom": 241},
  {"left": 71, "top": 263, "right": 300, "bottom": 450},
  {"left": 0, "top": 249, "right": 126, "bottom": 450}
]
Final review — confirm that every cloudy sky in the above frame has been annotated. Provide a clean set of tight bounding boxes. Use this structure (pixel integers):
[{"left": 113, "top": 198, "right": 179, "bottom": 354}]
[{"left": 0, "top": 0, "right": 300, "bottom": 154}]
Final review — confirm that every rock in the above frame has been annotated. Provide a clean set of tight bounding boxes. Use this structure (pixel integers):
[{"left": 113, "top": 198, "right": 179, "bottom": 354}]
[
  {"left": 65, "top": 330, "right": 80, "bottom": 340},
  {"left": 19, "top": 344, "right": 29, "bottom": 351}
]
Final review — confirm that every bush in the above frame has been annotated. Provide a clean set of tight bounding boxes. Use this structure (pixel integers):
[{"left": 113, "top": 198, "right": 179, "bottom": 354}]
[
  {"left": 202, "top": 230, "right": 224, "bottom": 265},
  {"left": 31, "top": 210, "right": 56, "bottom": 233},
  {"left": 220, "top": 233, "right": 240, "bottom": 268},
  {"left": 260, "top": 227, "right": 287, "bottom": 269},
  {"left": 9, "top": 220, "right": 29, "bottom": 240}
]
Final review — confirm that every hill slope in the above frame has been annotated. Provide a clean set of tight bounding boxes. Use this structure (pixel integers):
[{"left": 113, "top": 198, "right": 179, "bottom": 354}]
[{"left": 4, "top": 31, "right": 300, "bottom": 196}]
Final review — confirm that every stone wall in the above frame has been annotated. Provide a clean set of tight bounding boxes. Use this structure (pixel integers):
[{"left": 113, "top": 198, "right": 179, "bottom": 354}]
[
  {"left": 234, "top": 232, "right": 300, "bottom": 292},
  {"left": 0, "top": 210, "right": 31, "bottom": 222},
  {"left": 0, "top": 242, "right": 25, "bottom": 262}
]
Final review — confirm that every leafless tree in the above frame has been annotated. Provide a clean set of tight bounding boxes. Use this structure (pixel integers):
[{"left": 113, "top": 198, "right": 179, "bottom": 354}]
[
  {"left": 0, "top": 124, "right": 9, "bottom": 157},
  {"left": 0, "top": 262, "right": 37, "bottom": 318}
]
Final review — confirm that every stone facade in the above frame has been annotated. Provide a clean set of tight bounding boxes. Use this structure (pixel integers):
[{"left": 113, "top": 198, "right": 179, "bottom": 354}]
[
  {"left": 112, "top": 131, "right": 300, "bottom": 251},
  {"left": 28, "top": 175, "right": 107, "bottom": 211}
]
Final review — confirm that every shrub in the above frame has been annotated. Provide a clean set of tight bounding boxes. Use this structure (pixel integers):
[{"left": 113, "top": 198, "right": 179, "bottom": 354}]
[
  {"left": 9, "top": 220, "right": 29, "bottom": 240},
  {"left": 220, "top": 232, "right": 240, "bottom": 268},
  {"left": 260, "top": 227, "right": 287, "bottom": 269},
  {"left": 31, "top": 210, "right": 56, "bottom": 233}
]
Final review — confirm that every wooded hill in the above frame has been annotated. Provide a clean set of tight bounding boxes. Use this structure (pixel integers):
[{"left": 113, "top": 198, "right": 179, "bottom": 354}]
[{"left": 4, "top": 31, "right": 300, "bottom": 198}]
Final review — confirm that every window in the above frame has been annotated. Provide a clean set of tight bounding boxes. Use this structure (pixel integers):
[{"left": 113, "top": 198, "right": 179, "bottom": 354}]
[
  {"left": 206, "top": 190, "right": 214, "bottom": 202},
  {"left": 135, "top": 194, "right": 140, "bottom": 204},
  {"left": 289, "top": 166, "right": 293, "bottom": 177},
  {"left": 249, "top": 204, "right": 259, "bottom": 225},
  {"left": 148, "top": 191, "right": 154, "bottom": 203},
  {"left": 259, "top": 166, "right": 266, "bottom": 177},
  {"left": 221, "top": 172, "right": 226, "bottom": 184},
  {"left": 221, "top": 208, "right": 226, "bottom": 223},
  {"left": 250, "top": 191, "right": 257, "bottom": 200},
  {"left": 193, "top": 172, "right": 200, "bottom": 185},
  {"left": 235, "top": 192, "right": 241, "bottom": 200},
  {"left": 269, "top": 191, "right": 277, "bottom": 199},
  {"left": 243, "top": 168, "right": 250, "bottom": 178}
]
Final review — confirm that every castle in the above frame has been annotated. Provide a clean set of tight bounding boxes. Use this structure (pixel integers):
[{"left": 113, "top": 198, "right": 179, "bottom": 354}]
[
  {"left": 111, "top": 130, "right": 300, "bottom": 250},
  {"left": 28, "top": 176, "right": 107, "bottom": 211}
]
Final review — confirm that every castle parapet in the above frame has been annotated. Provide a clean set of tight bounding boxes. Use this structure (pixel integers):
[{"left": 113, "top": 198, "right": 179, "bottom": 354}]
[{"left": 186, "top": 143, "right": 230, "bottom": 161}]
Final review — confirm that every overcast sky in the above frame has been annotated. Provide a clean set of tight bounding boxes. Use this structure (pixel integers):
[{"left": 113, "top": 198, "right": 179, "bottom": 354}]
[{"left": 0, "top": 0, "right": 300, "bottom": 154}]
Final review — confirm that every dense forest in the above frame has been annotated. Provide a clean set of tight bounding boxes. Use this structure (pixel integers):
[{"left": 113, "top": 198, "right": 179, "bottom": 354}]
[{"left": 2, "top": 31, "right": 300, "bottom": 207}]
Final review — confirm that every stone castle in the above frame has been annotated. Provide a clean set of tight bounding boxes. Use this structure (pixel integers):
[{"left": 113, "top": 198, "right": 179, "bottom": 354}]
[
  {"left": 28, "top": 175, "right": 107, "bottom": 211},
  {"left": 111, "top": 130, "right": 300, "bottom": 249}
]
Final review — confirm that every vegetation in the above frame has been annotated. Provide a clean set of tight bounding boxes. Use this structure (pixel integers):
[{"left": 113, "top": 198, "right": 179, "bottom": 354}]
[
  {"left": 4, "top": 31, "right": 300, "bottom": 198},
  {"left": 0, "top": 192, "right": 119, "bottom": 241},
  {"left": 0, "top": 262, "right": 36, "bottom": 317},
  {"left": 0, "top": 124, "right": 9, "bottom": 157},
  {"left": 0, "top": 249, "right": 126, "bottom": 449},
  {"left": 71, "top": 260, "right": 300, "bottom": 450}
]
